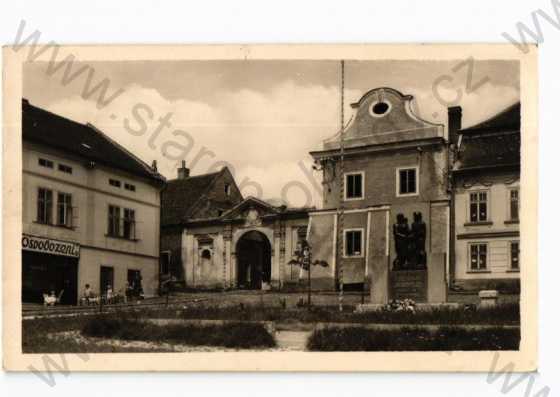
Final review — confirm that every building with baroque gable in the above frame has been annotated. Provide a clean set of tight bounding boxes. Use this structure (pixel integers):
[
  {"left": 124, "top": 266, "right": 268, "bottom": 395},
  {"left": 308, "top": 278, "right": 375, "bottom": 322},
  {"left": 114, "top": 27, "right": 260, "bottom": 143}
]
[{"left": 308, "top": 87, "right": 450, "bottom": 302}]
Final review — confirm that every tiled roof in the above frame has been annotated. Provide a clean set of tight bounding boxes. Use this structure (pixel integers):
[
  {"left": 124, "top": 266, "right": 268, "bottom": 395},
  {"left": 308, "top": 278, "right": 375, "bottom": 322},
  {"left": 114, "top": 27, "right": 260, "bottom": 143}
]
[
  {"left": 161, "top": 171, "right": 222, "bottom": 226},
  {"left": 454, "top": 102, "right": 520, "bottom": 171},
  {"left": 455, "top": 133, "right": 520, "bottom": 171},
  {"left": 459, "top": 102, "right": 520, "bottom": 134},
  {"left": 22, "top": 99, "right": 165, "bottom": 183}
]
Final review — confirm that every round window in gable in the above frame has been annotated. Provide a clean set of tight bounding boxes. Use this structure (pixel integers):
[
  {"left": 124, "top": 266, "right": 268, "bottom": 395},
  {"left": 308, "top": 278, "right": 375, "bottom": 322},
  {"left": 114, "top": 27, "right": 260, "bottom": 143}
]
[{"left": 369, "top": 100, "right": 392, "bottom": 118}]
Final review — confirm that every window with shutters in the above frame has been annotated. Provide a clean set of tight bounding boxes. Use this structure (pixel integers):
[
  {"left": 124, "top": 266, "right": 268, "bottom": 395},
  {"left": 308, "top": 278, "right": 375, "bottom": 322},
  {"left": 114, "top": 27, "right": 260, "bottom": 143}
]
[
  {"left": 123, "top": 208, "right": 136, "bottom": 239},
  {"left": 107, "top": 205, "right": 137, "bottom": 240},
  {"left": 108, "top": 205, "right": 121, "bottom": 237},
  {"left": 37, "top": 188, "right": 53, "bottom": 224},
  {"left": 57, "top": 192, "right": 73, "bottom": 227}
]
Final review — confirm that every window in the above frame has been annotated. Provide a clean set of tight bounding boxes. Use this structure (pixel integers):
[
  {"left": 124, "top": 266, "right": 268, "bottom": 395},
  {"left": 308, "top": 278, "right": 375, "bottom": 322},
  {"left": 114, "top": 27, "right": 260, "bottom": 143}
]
[
  {"left": 397, "top": 167, "right": 418, "bottom": 196},
  {"left": 291, "top": 227, "right": 308, "bottom": 258},
  {"left": 372, "top": 102, "right": 390, "bottom": 115},
  {"left": 57, "top": 192, "right": 73, "bottom": 227},
  {"left": 510, "top": 241, "right": 520, "bottom": 270},
  {"left": 225, "top": 183, "right": 231, "bottom": 196},
  {"left": 344, "top": 229, "right": 363, "bottom": 257},
  {"left": 469, "top": 243, "right": 488, "bottom": 271},
  {"left": 124, "top": 183, "right": 136, "bottom": 192},
  {"left": 109, "top": 179, "right": 121, "bottom": 188},
  {"left": 58, "top": 164, "right": 72, "bottom": 174},
  {"left": 123, "top": 208, "right": 136, "bottom": 239},
  {"left": 369, "top": 100, "right": 392, "bottom": 117},
  {"left": 510, "top": 189, "right": 519, "bottom": 221},
  {"left": 37, "top": 188, "right": 53, "bottom": 224},
  {"left": 345, "top": 172, "right": 364, "bottom": 200},
  {"left": 108, "top": 206, "right": 136, "bottom": 239},
  {"left": 38, "top": 158, "right": 54, "bottom": 169},
  {"left": 107, "top": 205, "right": 121, "bottom": 237},
  {"left": 469, "top": 191, "right": 488, "bottom": 223}
]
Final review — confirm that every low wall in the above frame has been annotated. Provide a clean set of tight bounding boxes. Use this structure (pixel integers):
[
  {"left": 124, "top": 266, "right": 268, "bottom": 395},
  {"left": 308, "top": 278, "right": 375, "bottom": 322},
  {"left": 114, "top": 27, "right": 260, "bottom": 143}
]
[{"left": 454, "top": 278, "right": 520, "bottom": 294}]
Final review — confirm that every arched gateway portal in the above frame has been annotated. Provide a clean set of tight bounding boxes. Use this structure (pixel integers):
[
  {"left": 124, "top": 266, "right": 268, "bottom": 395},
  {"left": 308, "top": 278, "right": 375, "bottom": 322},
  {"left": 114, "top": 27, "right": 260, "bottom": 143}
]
[{"left": 236, "top": 230, "right": 271, "bottom": 289}]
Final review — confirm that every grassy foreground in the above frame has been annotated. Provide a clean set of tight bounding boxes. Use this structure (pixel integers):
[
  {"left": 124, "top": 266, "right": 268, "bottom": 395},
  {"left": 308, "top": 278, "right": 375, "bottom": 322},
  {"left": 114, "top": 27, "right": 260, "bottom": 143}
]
[
  {"left": 307, "top": 326, "right": 520, "bottom": 351},
  {"left": 81, "top": 316, "right": 276, "bottom": 349},
  {"left": 22, "top": 302, "right": 520, "bottom": 353},
  {"left": 23, "top": 314, "right": 276, "bottom": 353}
]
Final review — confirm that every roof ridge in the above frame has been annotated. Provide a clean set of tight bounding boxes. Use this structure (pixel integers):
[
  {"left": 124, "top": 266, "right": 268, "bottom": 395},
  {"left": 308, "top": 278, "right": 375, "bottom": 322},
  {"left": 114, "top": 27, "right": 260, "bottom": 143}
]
[
  {"left": 24, "top": 99, "right": 165, "bottom": 183},
  {"left": 86, "top": 122, "right": 165, "bottom": 181},
  {"left": 460, "top": 101, "right": 520, "bottom": 132},
  {"left": 167, "top": 170, "right": 221, "bottom": 183},
  {"left": 24, "top": 99, "right": 91, "bottom": 128},
  {"left": 184, "top": 167, "right": 227, "bottom": 219}
]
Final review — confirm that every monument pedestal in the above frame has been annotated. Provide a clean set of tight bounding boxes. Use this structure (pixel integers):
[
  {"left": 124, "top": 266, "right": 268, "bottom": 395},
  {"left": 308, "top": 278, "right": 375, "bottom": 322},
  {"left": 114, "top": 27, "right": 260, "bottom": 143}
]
[
  {"left": 390, "top": 269, "right": 427, "bottom": 302},
  {"left": 369, "top": 255, "right": 389, "bottom": 304},
  {"left": 427, "top": 252, "right": 447, "bottom": 303},
  {"left": 368, "top": 253, "right": 447, "bottom": 305}
]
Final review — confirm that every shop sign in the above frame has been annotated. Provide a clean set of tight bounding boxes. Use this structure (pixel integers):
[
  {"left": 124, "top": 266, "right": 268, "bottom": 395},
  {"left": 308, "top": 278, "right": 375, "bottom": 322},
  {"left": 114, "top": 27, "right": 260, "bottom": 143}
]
[{"left": 22, "top": 234, "right": 80, "bottom": 258}]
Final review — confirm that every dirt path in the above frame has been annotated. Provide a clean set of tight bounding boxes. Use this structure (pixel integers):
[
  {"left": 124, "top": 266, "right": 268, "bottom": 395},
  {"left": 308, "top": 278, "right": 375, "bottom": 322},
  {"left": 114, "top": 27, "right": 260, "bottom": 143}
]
[{"left": 275, "top": 331, "right": 311, "bottom": 350}]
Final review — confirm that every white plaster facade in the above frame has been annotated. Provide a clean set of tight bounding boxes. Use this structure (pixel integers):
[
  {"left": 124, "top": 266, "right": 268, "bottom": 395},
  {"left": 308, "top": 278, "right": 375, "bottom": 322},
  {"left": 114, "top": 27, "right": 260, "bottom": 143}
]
[
  {"left": 22, "top": 140, "right": 163, "bottom": 303},
  {"left": 454, "top": 178, "right": 520, "bottom": 282}
]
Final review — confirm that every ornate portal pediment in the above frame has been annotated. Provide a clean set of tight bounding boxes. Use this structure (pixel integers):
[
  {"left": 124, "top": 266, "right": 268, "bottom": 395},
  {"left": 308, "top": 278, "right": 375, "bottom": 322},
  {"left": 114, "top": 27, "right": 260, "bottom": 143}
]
[
  {"left": 244, "top": 208, "right": 262, "bottom": 227},
  {"left": 221, "top": 196, "right": 280, "bottom": 223}
]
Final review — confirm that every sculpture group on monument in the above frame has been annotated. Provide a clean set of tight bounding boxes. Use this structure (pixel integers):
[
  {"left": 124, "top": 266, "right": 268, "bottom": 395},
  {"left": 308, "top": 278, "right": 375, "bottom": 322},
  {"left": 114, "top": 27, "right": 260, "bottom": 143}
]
[{"left": 393, "top": 212, "right": 427, "bottom": 271}]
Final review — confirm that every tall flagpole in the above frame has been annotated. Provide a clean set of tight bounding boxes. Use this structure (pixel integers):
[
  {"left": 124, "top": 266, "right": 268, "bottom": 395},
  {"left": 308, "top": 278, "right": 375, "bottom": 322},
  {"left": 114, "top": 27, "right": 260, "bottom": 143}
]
[{"left": 338, "top": 60, "right": 345, "bottom": 312}]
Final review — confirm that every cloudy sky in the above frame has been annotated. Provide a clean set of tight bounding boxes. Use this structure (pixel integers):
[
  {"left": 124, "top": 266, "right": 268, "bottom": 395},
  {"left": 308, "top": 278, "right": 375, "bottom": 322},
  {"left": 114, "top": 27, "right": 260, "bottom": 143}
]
[{"left": 23, "top": 60, "right": 519, "bottom": 208}]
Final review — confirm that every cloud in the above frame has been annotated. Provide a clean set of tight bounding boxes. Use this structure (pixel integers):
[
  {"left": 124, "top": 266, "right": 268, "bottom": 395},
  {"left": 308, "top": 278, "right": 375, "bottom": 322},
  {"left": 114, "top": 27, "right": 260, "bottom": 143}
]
[
  {"left": 45, "top": 81, "right": 349, "bottom": 207},
  {"left": 44, "top": 76, "right": 518, "bottom": 209},
  {"left": 406, "top": 80, "right": 520, "bottom": 128}
]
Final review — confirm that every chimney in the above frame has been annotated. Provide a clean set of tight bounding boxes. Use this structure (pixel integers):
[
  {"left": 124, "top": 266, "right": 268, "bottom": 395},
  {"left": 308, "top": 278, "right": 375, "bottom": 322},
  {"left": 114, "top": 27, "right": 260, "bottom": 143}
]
[
  {"left": 151, "top": 160, "right": 158, "bottom": 171},
  {"left": 448, "top": 106, "right": 462, "bottom": 146},
  {"left": 177, "top": 160, "right": 190, "bottom": 179}
]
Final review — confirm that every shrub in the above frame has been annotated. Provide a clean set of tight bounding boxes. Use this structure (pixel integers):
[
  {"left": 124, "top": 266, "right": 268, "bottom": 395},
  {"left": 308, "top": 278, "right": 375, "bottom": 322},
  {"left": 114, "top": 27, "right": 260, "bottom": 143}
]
[
  {"left": 307, "top": 326, "right": 520, "bottom": 351},
  {"left": 165, "top": 302, "right": 519, "bottom": 326},
  {"left": 81, "top": 316, "right": 276, "bottom": 349}
]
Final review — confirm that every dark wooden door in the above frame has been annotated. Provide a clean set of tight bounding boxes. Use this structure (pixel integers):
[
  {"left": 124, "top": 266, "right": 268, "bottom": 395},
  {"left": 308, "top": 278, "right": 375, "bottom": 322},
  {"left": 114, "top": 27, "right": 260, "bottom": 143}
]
[{"left": 100, "top": 266, "right": 114, "bottom": 295}]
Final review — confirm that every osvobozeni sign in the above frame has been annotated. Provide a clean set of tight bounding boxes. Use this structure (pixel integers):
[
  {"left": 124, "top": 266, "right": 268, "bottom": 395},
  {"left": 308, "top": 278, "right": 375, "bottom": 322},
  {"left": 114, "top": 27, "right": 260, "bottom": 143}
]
[{"left": 21, "top": 234, "right": 80, "bottom": 258}]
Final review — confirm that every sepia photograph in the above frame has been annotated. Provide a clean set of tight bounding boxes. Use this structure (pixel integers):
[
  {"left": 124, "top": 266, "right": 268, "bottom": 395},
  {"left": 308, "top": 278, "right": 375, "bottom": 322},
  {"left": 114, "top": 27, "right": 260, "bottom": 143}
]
[{"left": 2, "top": 44, "right": 538, "bottom": 372}]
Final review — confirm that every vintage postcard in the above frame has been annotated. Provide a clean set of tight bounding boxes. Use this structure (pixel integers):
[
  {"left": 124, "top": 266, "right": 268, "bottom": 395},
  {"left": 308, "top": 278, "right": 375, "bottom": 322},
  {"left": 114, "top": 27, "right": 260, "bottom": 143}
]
[{"left": 2, "top": 44, "right": 538, "bottom": 371}]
